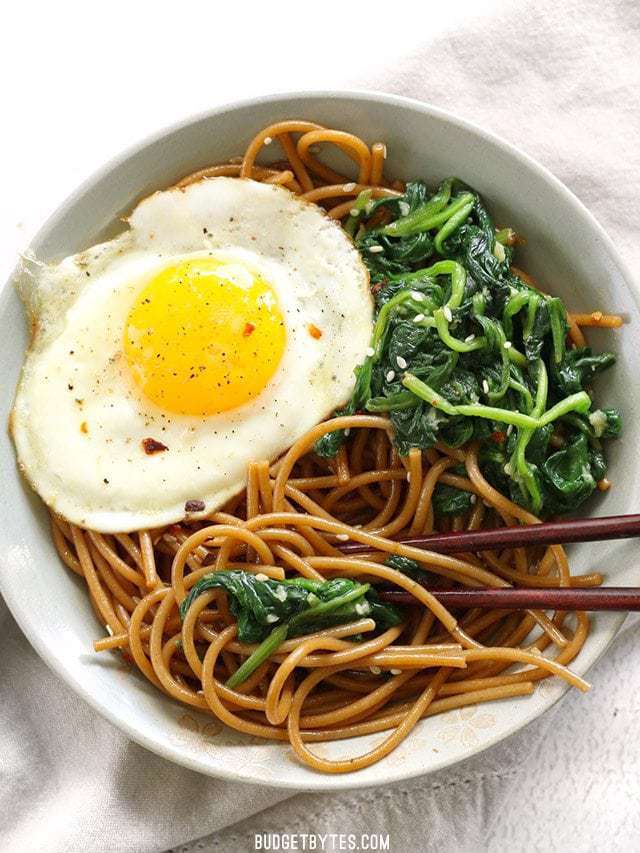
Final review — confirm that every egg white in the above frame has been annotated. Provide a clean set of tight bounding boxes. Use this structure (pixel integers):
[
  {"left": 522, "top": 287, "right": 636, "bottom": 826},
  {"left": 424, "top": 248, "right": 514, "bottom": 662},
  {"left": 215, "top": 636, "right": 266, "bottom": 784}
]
[{"left": 11, "top": 178, "right": 372, "bottom": 532}]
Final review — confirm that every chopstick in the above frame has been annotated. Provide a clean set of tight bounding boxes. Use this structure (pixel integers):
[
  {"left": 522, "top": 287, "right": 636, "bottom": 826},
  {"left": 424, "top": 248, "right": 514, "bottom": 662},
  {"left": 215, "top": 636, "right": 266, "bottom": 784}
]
[
  {"left": 378, "top": 587, "right": 640, "bottom": 611},
  {"left": 336, "top": 514, "right": 640, "bottom": 611},
  {"left": 336, "top": 513, "right": 640, "bottom": 556}
]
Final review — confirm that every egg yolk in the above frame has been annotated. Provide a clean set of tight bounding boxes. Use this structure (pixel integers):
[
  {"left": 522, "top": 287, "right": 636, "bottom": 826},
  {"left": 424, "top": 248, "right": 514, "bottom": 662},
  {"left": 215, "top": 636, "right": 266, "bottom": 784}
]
[{"left": 124, "top": 257, "right": 286, "bottom": 415}]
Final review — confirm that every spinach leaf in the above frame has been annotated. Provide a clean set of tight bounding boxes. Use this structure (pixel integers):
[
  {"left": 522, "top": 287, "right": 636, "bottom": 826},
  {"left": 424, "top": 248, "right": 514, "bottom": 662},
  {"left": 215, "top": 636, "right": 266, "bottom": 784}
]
[
  {"left": 433, "top": 483, "right": 474, "bottom": 516},
  {"left": 180, "top": 571, "right": 404, "bottom": 688},
  {"left": 384, "top": 555, "right": 425, "bottom": 580},
  {"left": 554, "top": 347, "right": 616, "bottom": 394},
  {"left": 389, "top": 403, "right": 444, "bottom": 455},
  {"left": 540, "top": 433, "right": 597, "bottom": 513}
]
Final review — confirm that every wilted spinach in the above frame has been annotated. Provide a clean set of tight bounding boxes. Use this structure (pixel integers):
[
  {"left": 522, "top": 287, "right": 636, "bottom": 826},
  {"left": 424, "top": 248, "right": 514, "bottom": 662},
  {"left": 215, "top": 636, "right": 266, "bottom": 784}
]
[
  {"left": 181, "top": 571, "right": 403, "bottom": 688},
  {"left": 316, "top": 179, "right": 621, "bottom": 517}
]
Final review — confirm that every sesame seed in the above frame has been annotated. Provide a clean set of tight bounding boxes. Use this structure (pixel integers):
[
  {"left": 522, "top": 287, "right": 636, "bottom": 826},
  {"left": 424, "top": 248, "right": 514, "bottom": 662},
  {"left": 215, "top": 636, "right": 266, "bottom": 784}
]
[
  {"left": 370, "top": 666, "right": 382, "bottom": 675},
  {"left": 336, "top": 533, "right": 349, "bottom": 541},
  {"left": 464, "top": 333, "right": 476, "bottom": 343},
  {"left": 506, "top": 424, "right": 513, "bottom": 435},
  {"left": 443, "top": 306, "right": 453, "bottom": 322},
  {"left": 263, "top": 136, "right": 272, "bottom": 145},
  {"left": 349, "top": 208, "right": 359, "bottom": 217},
  {"left": 255, "top": 573, "right": 269, "bottom": 581},
  {"left": 413, "top": 313, "right": 425, "bottom": 323},
  {"left": 366, "top": 346, "right": 375, "bottom": 357},
  {"left": 396, "top": 356, "right": 408, "bottom": 369},
  {"left": 406, "top": 472, "right": 411, "bottom": 482},
  {"left": 382, "top": 144, "right": 387, "bottom": 159},
  {"left": 344, "top": 428, "right": 351, "bottom": 436},
  {"left": 410, "top": 290, "right": 425, "bottom": 301},
  {"left": 266, "top": 614, "right": 279, "bottom": 623},
  {"left": 386, "top": 370, "right": 396, "bottom": 382},
  {"left": 368, "top": 245, "right": 384, "bottom": 254},
  {"left": 503, "top": 340, "right": 512, "bottom": 349},
  {"left": 470, "top": 494, "right": 477, "bottom": 504},
  {"left": 343, "top": 182, "right": 356, "bottom": 192},
  {"left": 399, "top": 201, "right": 411, "bottom": 217},
  {"left": 482, "top": 379, "right": 490, "bottom": 393},
  {"left": 390, "top": 668, "right": 402, "bottom": 675}
]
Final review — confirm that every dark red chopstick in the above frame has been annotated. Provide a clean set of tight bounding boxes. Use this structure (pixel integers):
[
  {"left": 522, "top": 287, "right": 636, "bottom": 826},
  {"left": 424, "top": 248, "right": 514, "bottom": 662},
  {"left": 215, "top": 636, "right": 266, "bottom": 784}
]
[
  {"left": 336, "top": 513, "right": 640, "bottom": 556},
  {"left": 378, "top": 587, "right": 640, "bottom": 611}
]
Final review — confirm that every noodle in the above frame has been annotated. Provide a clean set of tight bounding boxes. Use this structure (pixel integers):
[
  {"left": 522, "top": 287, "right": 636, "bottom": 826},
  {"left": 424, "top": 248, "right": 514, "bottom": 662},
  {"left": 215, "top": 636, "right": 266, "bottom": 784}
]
[{"left": 48, "top": 118, "right": 618, "bottom": 775}]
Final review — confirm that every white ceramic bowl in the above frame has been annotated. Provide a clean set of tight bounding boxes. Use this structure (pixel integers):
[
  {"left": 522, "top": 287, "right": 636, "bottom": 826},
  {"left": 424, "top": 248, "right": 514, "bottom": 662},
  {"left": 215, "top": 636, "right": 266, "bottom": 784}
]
[{"left": 1, "top": 91, "right": 638, "bottom": 791}]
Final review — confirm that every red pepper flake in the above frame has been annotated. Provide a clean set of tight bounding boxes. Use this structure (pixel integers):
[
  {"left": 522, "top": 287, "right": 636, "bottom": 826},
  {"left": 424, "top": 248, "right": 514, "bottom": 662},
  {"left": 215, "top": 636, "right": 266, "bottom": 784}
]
[
  {"left": 80, "top": 421, "right": 88, "bottom": 434},
  {"left": 371, "top": 278, "right": 389, "bottom": 297},
  {"left": 490, "top": 431, "right": 506, "bottom": 444},
  {"left": 185, "top": 499, "right": 206, "bottom": 513},
  {"left": 243, "top": 322, "right": 256, "bottom": 337},
  {"left": 142, "top": 437, "right": 169, "bottom": 455},
  {"left": 308, "top": 323, "right": 323, "bottom": 339}
]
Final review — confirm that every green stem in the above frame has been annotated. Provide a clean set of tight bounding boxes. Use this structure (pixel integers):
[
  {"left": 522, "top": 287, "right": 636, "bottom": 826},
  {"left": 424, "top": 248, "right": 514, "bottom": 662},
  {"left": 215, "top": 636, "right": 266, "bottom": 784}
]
[
  {"left": 537, "top": 392, "right": 591, "bottom": 427},
  {"left": 442, "top": 261, "right": 468, "bottom": 310},
  {"left": 455, "top": 403, "right": 539, "bottom": 428},
  {"left": 382, "top": 193, "right": 474, "bottom": 238},
  {"left": 511, "top": 360, "right": 549, "bottom": 513},
  {"left": 344, "top": 190, "right": 372, "bottom": 236},
  {"left": 225, "top": 623, "right": 288, "bottom": 689},
  {"left": 402, "top": 374, "right": 461, "bottom": 416},
  {"left": 289, "top": 584, "right": 370, "bottom": 632},
  {"left": 548, "top": 297, "right": 568, "bottom": 364},
  {"left": 365, "top": 261, "right": 467, "bottom": 365},
  {"left": 506, "top": 345, "right": 527, "bottom": 368},
  {"left": 402, "top": 372, "right": 591, "bottom": 431},
  {"left": 381, "top": 179, "right": 453, "bottom": 237},
  {"left": 434, "top": 309, "right": 486, "bottom": 352},
  {"left": 366, "top": 391, "right": 420, "bottom": 412},
  {"left": 369, "top": 290, "right": 414, "bottom": 360},
  {"left": 389, "top": 260, "right": 466, "bottom": 307},
  {"left": 503, "top": 291, "right": 530, "bottom": 339},
  {"left": 434, "top": 200, "right": 474, "bottom": 253},
  {"left": 523, "top": 292, "right": 540, "bottom": 342},
  {"left": 224, "top": 584, "right": 372, "bottom": 689},
  {"left": 507, "top": 376, "right": 533, "bottom": 412},
  {"left": 532, "top": 360, "right": 549, "bottom": 417}
]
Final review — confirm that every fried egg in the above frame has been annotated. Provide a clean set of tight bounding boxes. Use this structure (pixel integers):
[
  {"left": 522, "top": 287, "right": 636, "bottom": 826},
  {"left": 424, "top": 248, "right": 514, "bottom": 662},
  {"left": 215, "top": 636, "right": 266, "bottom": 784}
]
[{"left": 11, "top": 177, "right": 372, "bottom": 532}]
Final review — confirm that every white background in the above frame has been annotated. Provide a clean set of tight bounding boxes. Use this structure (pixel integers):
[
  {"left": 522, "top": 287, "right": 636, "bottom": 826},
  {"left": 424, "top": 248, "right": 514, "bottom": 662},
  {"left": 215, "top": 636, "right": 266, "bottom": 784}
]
[{"left": 1, "top": 0, "right": 486, "bottom": 283}]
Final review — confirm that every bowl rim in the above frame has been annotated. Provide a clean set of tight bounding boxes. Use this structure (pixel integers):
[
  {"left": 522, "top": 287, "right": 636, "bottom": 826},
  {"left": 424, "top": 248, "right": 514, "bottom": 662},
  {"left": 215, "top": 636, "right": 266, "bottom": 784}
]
[{"left": 1, "top": 87, "right": 638, "bottom": 791}]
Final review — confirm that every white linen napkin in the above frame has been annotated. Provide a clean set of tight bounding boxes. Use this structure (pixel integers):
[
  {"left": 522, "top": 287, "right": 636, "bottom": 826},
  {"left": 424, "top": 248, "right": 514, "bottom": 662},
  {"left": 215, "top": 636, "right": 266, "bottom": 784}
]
[{"left": 2, "top": 0, "right": 639, "bottom": 850}]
